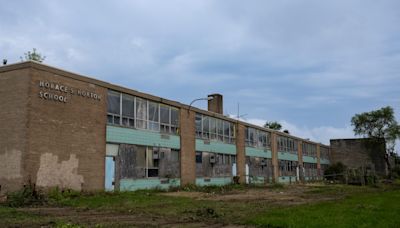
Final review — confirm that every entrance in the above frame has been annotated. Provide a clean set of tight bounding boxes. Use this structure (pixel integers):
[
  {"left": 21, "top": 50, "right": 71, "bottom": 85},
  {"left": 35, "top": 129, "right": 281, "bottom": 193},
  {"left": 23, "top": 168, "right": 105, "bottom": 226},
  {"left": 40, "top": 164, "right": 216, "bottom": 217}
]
[{"left": 105, "top": 156, "right": 115, "bottom": 191}]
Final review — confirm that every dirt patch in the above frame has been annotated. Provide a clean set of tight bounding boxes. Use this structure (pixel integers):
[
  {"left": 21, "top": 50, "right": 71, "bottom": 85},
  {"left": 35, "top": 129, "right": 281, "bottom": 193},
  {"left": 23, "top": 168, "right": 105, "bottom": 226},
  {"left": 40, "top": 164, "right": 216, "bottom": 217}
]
[
  {"left": 11, "top": 184, "right": 342, "bottom": 227},
  {"left": 18, "top": 207, "right": 244, "bottom": 227},
  {"left": 163, "top": 184, "right": 340, "bottom": 205}
]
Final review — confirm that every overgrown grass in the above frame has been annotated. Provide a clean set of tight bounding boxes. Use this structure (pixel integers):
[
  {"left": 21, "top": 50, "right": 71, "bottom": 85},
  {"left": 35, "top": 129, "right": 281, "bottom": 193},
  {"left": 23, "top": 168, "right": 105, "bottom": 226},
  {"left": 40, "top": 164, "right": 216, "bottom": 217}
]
[
  {"left": 247, "top": 189, "right": 400, "bottom": 227},
  {"left": 2, "top": 182, "right": 400, "bottom": 227}
]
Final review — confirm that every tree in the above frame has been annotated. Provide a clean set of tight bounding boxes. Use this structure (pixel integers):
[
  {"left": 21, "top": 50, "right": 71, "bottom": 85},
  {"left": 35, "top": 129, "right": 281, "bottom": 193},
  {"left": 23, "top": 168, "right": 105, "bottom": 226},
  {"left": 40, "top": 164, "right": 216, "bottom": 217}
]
[
  {"left": 264, "top": 121, "right": 282, "bottom": 131},
  {"left": 351, "top": 106, "right": 400, "bottom": 154},
  {"left": 21, "top": 48, "right": 46, "bottom": 63}
]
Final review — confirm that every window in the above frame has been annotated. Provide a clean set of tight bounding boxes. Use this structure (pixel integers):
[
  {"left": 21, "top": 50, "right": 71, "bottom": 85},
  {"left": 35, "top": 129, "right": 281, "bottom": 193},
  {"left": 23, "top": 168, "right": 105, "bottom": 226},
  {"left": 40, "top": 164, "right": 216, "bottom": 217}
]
[
  {"left": 135, "top": 98, "right": 147, "bottom": 129},
  {"left": 195, "top": 114, "right": 202, "bottom": 137},
  {"left": 278, "top": 136, "right": 298, "bottom": 154},
  {"left": 303, "top": 143, "right": 317, "bottom": 157},
  {"left": 245, "top": 127, "right": 271, "bottom": 149},
  {"left": 146, "top": 147, "right": 158, "bottom": 177},
  {"left": 195, "top": 113, "right": 236, "bottom": 144},
  {"left": 170, "top": 108, "right": 179, "bottom": 134},
  {"left": 279, "top": 160, "right": 298, "bottom": 176},
  {"left": 148, "top": 102, "right": 159, "bottom": 131},
  {"left": 230, "top": 155, "right": 236, "bottom": 164},
  {"left": 107, "top": 90, "right": 121, "bottom": 125},
  {"left": 210, "top": 118, "right": 217, "bottom": 140},
  {"left": 320, "top": 146, "right": 330, "bottom": 160},
  {"left": 160, "top": 105, "right": 170, "bottom": 133},
  {"left": 122, "top": 94, "right": 134, "bottom": 127},
  {"left": 196, "top": 151, "right": 202, "bottom": 163},
  {"left": 202, "top": 116, "right": 210, "bottom": 139},
  {"left": 223, "top": 121, "right": 230, "bottom": 142},
  {"left": 217, "top": 119, "right": 224, "bottom": 141},
  {"left": 229, "top": 123, "right": 235, "bottom": 143},
  {"left": 106, "top": 90, "right": 180, "bottom": 135}
]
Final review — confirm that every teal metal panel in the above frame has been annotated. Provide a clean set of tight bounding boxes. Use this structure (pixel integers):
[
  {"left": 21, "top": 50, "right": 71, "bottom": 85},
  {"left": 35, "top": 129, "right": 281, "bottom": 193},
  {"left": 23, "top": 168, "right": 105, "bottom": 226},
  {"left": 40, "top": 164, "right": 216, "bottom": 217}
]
[
  {"left": 106, "top": 126, "right": 180, "bottom": 149},
  {"left": 105, "top": 157, "right": 115, "bottom": 191},
  {"left": 303, "top": 156, "right": 318, "bottom": 163},
  {"left": 119, "top": 178, "right": 181, "bottom": 191},
  {"left": 195, "top": 177, "right": 232, "bottom": 186},
  {"left": 278, "top": 152, "right": 299, "bottom": 161},
  {"left": 278, "top": 176, "right": 297, "bottom": 183},
  {"left": 249, "top": 176, "right": 266, "bottom": 184},
  {"left": 320, "top": 158, "right": 330, "bottom": 165},
  {"left": 195, "top": 139, "right": 236, "bottom": 155},
  {"left": 245, "top": 147, "right": 272, "bottom": 158}
]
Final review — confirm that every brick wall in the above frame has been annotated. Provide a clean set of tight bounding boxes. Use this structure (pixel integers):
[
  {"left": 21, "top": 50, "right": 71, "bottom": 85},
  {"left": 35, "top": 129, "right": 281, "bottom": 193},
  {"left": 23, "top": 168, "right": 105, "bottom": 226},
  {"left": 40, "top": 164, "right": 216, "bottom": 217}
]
[
  {"left": 0, "top": 66, "right": 30, "bottom": 193},
  {"left": 25, "top": 67, "right": 108, "bottom": 191},
  {"left": 179, "top": 109, "right": 196, "bottom": 185},
  {"left": 236, "top": 123, "right": 246, "bottom": 183},
  {"left": 330, "top": 138, "right": 387, "bottom": 176}
]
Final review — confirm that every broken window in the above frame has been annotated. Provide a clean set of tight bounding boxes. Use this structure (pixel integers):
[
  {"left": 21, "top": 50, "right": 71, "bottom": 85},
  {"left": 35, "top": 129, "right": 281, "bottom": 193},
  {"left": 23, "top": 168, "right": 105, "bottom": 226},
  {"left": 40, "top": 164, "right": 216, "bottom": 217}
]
[
  {"left": 202, "top": 116, "right": 210, "bottom": 139},
  {"left": 303, "top": 143, "right": 317, "bottom": 157},
  {"left": 148, "top": 101, "right": 159, "bottom": 131},
  {"left": 223, "top": 121, "right": 230, "bottom": 142},
  {"left": 146, "top": 147, "right": 159, "bottom": 177},
  {"left": 210, "top": 118, "right": 217, "bottom": 139},
  {"left": 194, "top": 114, "right": 235, "bottom": 144},
  {"left": 170, "top": 108, "right": 179, "bottom": 134},
  {"left": 107, "top": 90, "right": 180, "bottom": 135},
  {"left": 196, "top": 151, "right": 202, "bottom": 163},
  {"left": 195, "top": 114, "right": 202, "bottom": 137},
  {"left": 136, "top": 98, "right": 147, "bottom": 129},
  {"left": 217, "top": 119, "right": 224, "bottom": 141},
  {"left": 160, "top": 104, "right": 170, "bottom": 133}
]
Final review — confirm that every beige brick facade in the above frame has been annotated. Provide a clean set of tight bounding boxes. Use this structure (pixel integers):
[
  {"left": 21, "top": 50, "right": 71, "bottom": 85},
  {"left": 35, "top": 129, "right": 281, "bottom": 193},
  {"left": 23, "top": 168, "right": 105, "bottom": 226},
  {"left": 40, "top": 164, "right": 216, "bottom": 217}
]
[
  {"left": 179, "top": 109, "right": 196, "bottom": 186},
  {"left": 0, "top": 61, "right": 331, "bottom": 193},
  {"left": 236, "top": 123, "right": 246, "bottom": 184}
]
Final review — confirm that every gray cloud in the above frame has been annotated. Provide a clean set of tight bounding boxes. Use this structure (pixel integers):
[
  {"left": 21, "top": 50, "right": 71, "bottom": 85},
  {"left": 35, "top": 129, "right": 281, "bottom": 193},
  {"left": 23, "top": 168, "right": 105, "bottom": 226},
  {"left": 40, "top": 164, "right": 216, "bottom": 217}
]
[{"left": 1, "top": 1, "right": 400, "bottom": 147}]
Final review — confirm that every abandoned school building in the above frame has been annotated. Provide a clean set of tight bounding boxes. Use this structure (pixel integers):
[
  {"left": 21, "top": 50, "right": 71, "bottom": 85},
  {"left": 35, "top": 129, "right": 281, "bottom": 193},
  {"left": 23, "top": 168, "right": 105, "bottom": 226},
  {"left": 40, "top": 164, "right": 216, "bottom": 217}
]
[{"left": 0, "top": 61, "right": 332, "bottom": 193}]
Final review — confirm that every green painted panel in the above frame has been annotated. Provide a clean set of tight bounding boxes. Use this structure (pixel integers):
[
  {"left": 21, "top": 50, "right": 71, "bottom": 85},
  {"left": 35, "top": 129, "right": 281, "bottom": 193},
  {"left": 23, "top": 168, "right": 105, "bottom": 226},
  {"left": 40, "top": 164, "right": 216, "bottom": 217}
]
[
  {"left": 245, "top": 147, "right": 272, "bottom": 158},
  {"left": 119, "top": 178, "right": 180, "bottom": 191},
  {"left": 278, "top": 176, "right": 297, "bottom": 183},
  {"left": 195, "top": 139, "right": 236, "bottom": 155},
  {"left": 107, "top": 125, "right": 180, "bottom": 149},
  {"left": 195, "top": 177, "right": 232, "bottom": 186},
  {"left": 249, "top": 176, "right": 269, "bottom": 184},
  {"left": 320, "top": 158, "right": 330, "bottom": 165},
  {"left": 278, "top": 152, "right": 299, "bottom": 161},
  {"left": 303, "top": 156, "right": 318, "bottom": 163}
]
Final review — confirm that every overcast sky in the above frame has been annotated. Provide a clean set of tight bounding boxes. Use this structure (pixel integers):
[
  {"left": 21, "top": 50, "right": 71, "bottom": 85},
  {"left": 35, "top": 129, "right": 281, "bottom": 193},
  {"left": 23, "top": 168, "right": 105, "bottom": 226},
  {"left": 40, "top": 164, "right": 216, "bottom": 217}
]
[{"left": 1, "top": 0, "right": 399, "bottom": 148}]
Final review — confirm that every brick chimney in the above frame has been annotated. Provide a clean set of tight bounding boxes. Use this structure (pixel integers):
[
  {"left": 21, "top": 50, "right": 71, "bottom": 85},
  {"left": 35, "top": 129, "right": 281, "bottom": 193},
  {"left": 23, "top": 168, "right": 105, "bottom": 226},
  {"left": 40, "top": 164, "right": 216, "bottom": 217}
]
[{"left": 208, "top": 93, "right": 223, "bottom": 114}]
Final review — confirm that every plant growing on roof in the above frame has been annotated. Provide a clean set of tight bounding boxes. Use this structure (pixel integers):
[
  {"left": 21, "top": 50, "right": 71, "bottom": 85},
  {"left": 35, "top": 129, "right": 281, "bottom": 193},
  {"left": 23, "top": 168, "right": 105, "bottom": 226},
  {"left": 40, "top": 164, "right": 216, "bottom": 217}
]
[
  {"left": 20, "top": 48, "right": 46, "bottom": 63},
  {"left": 264, "top": 121, "right": 282, "bottom": 131}
]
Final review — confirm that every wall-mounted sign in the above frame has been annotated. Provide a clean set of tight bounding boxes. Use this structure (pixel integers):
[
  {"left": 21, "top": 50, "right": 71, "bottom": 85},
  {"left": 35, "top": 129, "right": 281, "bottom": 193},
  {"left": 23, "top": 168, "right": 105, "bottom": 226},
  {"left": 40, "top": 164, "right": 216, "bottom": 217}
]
[{"left": 38, "top": 80, "right": 102, "bottom": 103}]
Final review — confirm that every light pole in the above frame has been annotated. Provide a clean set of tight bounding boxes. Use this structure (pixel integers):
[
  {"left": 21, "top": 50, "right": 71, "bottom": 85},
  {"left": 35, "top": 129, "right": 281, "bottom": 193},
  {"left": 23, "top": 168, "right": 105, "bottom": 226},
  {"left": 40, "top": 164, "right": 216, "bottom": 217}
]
[{"left": 187, "top": 96, "right": 214, "bottom": 114}]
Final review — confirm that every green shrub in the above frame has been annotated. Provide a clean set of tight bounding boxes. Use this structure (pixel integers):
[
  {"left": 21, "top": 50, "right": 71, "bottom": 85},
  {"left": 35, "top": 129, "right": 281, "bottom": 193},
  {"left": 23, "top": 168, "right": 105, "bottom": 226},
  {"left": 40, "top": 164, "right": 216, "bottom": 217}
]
[
  {"left": 7, "top": 183, "right": 45, "bottom": 207},
  {"left": 324, "top": 162, "right": 347, "bottom": 182}
]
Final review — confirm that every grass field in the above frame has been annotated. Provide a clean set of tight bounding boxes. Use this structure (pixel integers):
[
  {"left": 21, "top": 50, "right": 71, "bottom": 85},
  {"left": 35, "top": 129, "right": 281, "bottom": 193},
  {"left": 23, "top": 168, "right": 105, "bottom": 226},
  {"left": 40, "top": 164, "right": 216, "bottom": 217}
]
[{"left": 1, "top": 183, "right": 399, "bottom": 227}]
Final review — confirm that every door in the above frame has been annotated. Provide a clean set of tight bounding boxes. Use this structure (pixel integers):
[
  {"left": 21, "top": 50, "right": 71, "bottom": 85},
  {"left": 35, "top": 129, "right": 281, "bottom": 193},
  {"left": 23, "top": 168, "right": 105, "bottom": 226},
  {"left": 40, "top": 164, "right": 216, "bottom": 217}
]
[{"left": 105, "top": 156, "right": 115, "bottom": 191}]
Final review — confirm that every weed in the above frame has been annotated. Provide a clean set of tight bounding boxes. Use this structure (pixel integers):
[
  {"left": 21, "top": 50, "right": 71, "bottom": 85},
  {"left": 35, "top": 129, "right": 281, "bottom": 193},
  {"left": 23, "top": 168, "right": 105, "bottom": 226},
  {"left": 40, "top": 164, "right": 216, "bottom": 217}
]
[{"left": 6, "top": 183, "right": 45, "bottom": 207}]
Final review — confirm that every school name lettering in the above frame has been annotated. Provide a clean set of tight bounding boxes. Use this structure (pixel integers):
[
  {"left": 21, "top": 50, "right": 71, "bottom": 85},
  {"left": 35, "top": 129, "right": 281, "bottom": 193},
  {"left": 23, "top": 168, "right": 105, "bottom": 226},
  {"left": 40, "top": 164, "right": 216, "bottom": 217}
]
[{"left": 38, "top": 81, "right": 102, "bottom": 103}]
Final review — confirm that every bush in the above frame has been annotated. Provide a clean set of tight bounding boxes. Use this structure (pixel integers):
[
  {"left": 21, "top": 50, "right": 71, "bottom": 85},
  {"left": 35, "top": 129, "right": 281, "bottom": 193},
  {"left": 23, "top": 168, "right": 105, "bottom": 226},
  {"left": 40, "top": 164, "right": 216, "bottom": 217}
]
[
  {"left": 324, "top": 162, "right": 347, "bottom": 182},
  {"left": 7, "top": 183, "right": 45, "bottom": 207}
]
